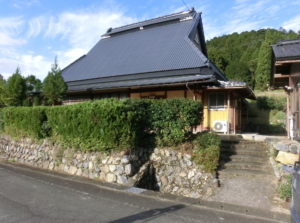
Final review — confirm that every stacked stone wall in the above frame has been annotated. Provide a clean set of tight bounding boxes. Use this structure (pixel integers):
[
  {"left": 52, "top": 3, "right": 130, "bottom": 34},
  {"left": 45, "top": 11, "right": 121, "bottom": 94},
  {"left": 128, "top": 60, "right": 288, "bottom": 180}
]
[{"left": 0, "top": 135, "right": 218, "bottom": 199}]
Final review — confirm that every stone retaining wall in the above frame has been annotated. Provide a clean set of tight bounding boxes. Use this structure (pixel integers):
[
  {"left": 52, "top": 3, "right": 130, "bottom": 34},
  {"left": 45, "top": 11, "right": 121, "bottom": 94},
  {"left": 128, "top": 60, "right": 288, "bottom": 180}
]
[
  {"left": 265, "top": 137, "right": 300, "bottom": 155},
  {"left": 0, "top": 135, "right": 218, "bottom": 199}
]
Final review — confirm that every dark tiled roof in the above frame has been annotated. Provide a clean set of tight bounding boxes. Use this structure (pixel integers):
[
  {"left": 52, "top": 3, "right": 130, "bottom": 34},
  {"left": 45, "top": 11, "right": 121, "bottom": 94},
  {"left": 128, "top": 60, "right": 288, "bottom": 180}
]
[
  {"left": 271, "top": 39, "right": 300, "bottom": 60},
  {"left": 68, "top": 74, "right": 214, "bottom": 92},
  {"left": 62, "top": 9, "right": 217, "bottom": 83},
  {"left": 103, "top": 8, "right": 196, "bottom": 36}
]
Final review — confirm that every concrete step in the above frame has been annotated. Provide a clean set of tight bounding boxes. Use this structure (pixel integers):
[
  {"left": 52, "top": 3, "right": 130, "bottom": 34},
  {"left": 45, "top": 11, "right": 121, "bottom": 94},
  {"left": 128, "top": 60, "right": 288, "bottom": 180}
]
[
  {"left": 221, "top": 143, "right": 266, "bottom": 150},
  {"left": 221, "top": 148, "right": 268, "bottom": 156},
  {"left": 221, "top": 161, "right": 271, "bottom": 171},
  {"left": 218, "top": 168, "right": 274, "bottom": 179},
  {"left": 227, "top": 154, "right": 267, "bottom": 162},
  {"left": 221, "top": 140, "right": 264, "bottom": 145}
]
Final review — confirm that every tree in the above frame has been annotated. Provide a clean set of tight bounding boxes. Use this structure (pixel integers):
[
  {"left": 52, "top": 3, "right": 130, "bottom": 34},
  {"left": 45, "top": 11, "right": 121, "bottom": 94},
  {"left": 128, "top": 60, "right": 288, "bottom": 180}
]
[
  {"left": 42, "top": 57, "right": 68, "bottom": 105},
  {"left": 3, "top": 67, "right": 27, "bottom": 106},
  {"left": 208, "top": 47, "right": 227, "bottom": 73},
  {"left": 25, "top": 75, "right": 43, "bottom": 91},
  {"left": 0, "top": 78, "right": 5, "bottom": 107},
  {"left": 255, "top": 29, "right": 274, "bottom": 90}
]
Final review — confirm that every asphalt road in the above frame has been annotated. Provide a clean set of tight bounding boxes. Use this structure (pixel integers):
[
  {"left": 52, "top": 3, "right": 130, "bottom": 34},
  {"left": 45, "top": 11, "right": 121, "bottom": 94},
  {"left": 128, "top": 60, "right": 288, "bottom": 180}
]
[{"left": 0, "top": 161, "right": 285, "bottom": 223}]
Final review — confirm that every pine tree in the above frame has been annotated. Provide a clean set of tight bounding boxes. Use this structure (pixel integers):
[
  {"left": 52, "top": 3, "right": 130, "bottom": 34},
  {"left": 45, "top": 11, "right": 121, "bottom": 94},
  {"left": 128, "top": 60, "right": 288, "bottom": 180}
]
[
  {"left": 42, "top": 57, "right": 67, "bottom": 105},
  {"left": 254, "top": 29, "right": 273, "bottom": 90},
  {"left": 3, "top": 67, "right": 27, "bottom": 106}
]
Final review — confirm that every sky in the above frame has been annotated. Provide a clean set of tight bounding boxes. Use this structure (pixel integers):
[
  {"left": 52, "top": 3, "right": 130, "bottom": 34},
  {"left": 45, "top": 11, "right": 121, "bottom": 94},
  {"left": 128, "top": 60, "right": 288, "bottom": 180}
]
[{"left": 0, "top": 0, "right": 300, "bottom": 81}]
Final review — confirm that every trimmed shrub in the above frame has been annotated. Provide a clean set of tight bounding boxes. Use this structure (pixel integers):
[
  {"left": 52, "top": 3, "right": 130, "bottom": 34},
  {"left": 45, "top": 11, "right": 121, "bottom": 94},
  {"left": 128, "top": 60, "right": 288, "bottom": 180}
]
[
  {"left": 192, "top": 131, "right": 221, "bottom": 172},
  {"left": 1, "top": 98, "right": 203, "bottom": 152},
  {"left": 46, "top": 98, "right": 203, "bottom": 151},
  {"left": 148, "top": 99, "right": 203, "bottom": 146},
  {"left": 3, "top": 106, "right": 47, "bottom": 138}
]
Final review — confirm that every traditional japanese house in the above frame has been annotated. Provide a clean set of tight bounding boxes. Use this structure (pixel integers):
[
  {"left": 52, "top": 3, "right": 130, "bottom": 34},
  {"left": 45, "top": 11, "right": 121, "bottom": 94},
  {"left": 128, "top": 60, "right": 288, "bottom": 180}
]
[{"left": 61, "top": 8, "right": 256, "bottom": 134}]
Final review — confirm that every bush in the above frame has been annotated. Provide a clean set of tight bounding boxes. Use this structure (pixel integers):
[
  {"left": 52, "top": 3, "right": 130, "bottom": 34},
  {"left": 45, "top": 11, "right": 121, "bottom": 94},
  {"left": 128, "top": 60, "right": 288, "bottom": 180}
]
[
  {"left": 0, "top": 108, "right": 4, "bottom": 132},
  {"left": 192, "top": 131, "right": 221, "bottom": 172},
  {"left": 1, "top": 99, "right": 203, "bottom": 152},
  {"left": 147, "top": 99, "right": 203, "bottom": 146},
  {"left": 3, "top": 106, "right": 47, "bottom": 139},
  {"left": 257, "top": 96, "right": 286, "bottom": 110},
  {"left": 46, "top": 98, "right": 203, "bottom": 151}
]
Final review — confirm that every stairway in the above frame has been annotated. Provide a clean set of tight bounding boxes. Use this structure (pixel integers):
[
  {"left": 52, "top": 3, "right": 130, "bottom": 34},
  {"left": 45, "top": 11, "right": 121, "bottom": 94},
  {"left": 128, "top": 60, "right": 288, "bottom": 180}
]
[{"left": 218, "top": 138, "right": 274, "bottom": 179}]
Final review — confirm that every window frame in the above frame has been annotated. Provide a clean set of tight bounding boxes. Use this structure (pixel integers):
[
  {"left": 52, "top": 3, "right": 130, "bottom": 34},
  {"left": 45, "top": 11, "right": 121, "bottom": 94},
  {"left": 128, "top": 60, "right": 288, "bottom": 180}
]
[{"left": 208, "top": 92, "right": 226, "bottom": 111}]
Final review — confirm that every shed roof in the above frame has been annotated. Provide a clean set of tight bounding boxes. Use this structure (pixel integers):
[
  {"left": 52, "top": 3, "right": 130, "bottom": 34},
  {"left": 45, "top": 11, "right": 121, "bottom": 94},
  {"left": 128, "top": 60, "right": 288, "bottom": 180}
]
[
  {"left": 271, "top": 39, "right": 300, "bottom": 61},
  {"left": 62, "top": 8, "right": 228, "bottom": 86}
]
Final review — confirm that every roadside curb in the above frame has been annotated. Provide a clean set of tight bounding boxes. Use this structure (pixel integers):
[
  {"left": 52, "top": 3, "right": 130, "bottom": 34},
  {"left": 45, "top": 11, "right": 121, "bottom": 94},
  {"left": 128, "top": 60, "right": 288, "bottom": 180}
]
[{"left": 0, "top": 159, "right": 290, "bottom": 222}]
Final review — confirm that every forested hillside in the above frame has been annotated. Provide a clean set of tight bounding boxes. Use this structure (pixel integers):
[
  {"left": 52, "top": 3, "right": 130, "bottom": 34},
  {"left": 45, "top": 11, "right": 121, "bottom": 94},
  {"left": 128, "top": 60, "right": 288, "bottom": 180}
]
[{"left": 206, "top": 28, "right": 300, "bottom": 90}]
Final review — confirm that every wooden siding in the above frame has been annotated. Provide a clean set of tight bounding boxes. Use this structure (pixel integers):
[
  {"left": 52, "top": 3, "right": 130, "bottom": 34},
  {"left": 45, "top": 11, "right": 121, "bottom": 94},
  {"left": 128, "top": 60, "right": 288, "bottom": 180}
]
[{"left": 202, "top": 90, "right": 228, "bottom": 130}]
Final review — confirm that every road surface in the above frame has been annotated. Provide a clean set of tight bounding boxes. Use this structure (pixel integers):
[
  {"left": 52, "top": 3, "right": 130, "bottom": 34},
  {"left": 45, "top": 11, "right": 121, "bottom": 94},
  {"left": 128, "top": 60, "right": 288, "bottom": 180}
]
[{"left": 0, "top": 161, "right": 284, "bottom": 223}]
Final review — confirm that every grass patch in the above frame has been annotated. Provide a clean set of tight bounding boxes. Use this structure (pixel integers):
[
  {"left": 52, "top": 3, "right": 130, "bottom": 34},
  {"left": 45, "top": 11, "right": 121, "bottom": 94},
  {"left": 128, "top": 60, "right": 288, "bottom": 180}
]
[{"left": 276, "top": 174, "right": 293, "bottom": 201}]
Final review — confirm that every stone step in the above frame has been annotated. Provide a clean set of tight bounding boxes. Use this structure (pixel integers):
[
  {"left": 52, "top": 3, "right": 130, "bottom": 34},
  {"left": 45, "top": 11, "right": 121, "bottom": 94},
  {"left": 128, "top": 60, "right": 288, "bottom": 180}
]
[
  {"left": 218, "top": 168, "right": 274, "bottom": 179},
  {"left": 221, "top": 140, "right": 264, "bottom": 145},
  {"left": 221, "top": 161, "right": 271, "bottom": 171},
  {"left": 221, "top": 144, "right": 266, "bottom": 150},
  {"left": 226, "top": 154, "right": 267, "bottom": 162},
  {"left": 220, "top": 148, "right": 268, "bottom": 156}
]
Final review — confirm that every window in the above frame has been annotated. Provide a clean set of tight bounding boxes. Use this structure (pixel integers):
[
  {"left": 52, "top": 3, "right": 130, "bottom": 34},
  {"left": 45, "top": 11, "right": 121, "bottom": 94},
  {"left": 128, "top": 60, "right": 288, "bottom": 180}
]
[
  {"left": 194, "top": 32, "right": 200, "bottom": 45},
  {"left": 209, "top": 93, "right": 225, "bottom": 110}
]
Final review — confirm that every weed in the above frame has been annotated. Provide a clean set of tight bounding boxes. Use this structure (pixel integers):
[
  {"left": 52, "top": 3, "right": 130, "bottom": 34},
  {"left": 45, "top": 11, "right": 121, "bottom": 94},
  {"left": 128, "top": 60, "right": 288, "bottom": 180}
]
[{"left": 276, "top": 174, "right": 293, "bottom": 201}]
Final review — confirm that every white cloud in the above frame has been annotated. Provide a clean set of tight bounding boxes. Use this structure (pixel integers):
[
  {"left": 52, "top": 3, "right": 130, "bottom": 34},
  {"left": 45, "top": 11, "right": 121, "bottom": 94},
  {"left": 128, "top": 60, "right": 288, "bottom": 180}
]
[
  {"left": 0, "top": 17, "right": 24, "bottom": 36},
  {"left": 42, "top": 9, "right": 137, "bottom": 50},
  {"left": 0, "top": 54, "right": 51, "bottom": 80},
  {"left": 27, "top": 16, "right": 45, "bottom": 38},
  {"left": 292, "top": 1, "right": 300, "bottom": 5},
  {"left": 282, "top": 14, "right": 300, "bottom": 31},
  {"left": 0, "top": 33, "right": 26, "bottom": 46},
  {"left": 266, "top": 5, "right": 280, "bottom": 15},
  {"left": 1, "top": 5, "right": 138, "bottom": 80}
]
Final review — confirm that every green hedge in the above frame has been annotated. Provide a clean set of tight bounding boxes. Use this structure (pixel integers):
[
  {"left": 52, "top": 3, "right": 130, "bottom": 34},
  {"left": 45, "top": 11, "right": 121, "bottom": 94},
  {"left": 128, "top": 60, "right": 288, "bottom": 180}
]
[
  {"left": 3, "top": 106, "right": 47, "bottom": 138},
  {"left": 2, "top": 98, "right": 203, "bottom": 151}
]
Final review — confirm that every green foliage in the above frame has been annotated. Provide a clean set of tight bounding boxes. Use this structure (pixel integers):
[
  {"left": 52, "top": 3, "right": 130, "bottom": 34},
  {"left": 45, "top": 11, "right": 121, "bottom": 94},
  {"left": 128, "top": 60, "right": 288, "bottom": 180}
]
[
  {"left": 3, "top": 106, "right": 47, "bottom": 139},
  {"left": 255, "top": 29, "right": 273, "bottom": 90},
  {"left": 256, "top": 96, "right": 286, "bottom": 110},
  {"left": 3, "top": 67, "right": 27, "bottom": 106},
  {"left": 0, "top": 78, "right": 5, "bottom": 108},
  {"left": 192, "top": 131, "right": 221, "bottom": 172},
  {"left": 147, "top": 99, "right": 203, "bottom": 146},
  {"left": 0, "top": 108, "right": 4, "bottom": 132},
  {"left": 276, "top": 174, "right": 293, "bottom": 200},
  {"left": 1, "top": 98, "right": 203, "bottom": 152},
  {"left": 207, "top": 28, "right": 300, "bottom": 90},
  {"left": 25, "top": 75, "right": 42, "bottom": 92},
  {"left": 42, "top": 57, "right": 67, "bottom": 105},
  {"left": 45, "top": 98, "right": 203, "bottom": 151}
]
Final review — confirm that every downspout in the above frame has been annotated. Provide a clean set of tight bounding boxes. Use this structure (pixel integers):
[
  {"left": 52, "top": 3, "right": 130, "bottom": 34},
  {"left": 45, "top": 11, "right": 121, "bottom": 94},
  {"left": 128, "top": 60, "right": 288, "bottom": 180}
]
[
  {"left": 186, "top": 83, "right": 196, "bottom": 100},
  {"left": 227, "top": 92, "right": 230, "bottom": 134},
  {"left": 233, "top": 99, "right": 236, "bottom": 134}
]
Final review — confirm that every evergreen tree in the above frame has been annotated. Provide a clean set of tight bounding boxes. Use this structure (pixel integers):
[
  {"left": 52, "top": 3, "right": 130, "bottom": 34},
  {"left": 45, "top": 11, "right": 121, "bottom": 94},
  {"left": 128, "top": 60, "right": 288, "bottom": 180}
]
[
  {"left": 255, "top": 29, "right": 273, "bottom": 90},
  {"left": 3, "top": 67, "right": 27, "bottom": 106},
  {"left": 207, "top": 47, "right": 227, "bottom": 73},
  {"left": 0, "top": 78, "right": 5, "bottom": 107},
  {"left": 42, "top": 57, "right": 67, "bottom": 105}
]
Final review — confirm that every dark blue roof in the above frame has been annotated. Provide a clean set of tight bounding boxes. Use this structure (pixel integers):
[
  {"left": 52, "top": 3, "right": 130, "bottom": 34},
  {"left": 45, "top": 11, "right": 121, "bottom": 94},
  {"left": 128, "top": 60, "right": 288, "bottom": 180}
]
[
  {"left": 68, "top": 74, "right": 215, "bottom": 92},
  {"left": 62, "top": 9, "right": 227, "bottom": 87}
]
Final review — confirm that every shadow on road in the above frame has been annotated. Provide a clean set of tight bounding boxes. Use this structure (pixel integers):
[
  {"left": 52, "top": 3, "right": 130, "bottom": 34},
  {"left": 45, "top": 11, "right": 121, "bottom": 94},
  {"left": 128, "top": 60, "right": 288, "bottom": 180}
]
[{"left": 107, "top": 204, "right": 186, "bottom": 223}]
